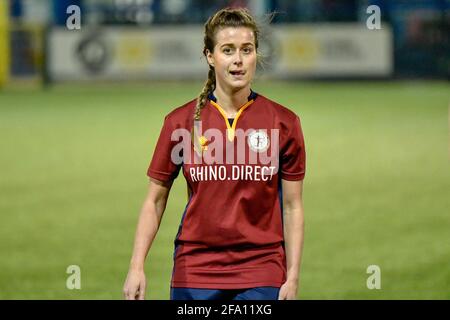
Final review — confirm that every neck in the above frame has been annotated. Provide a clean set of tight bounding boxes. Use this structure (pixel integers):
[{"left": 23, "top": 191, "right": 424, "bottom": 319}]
[{"left": 213, "top": 84, "right": 251, "bottom": 117}]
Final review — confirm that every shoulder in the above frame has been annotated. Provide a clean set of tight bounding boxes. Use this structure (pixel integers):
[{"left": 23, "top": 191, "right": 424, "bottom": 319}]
[
  {"left": 163, "top": 98, "right": 196, "bottom": 126},
  {"left": 256, "top": 94, "right": 301, "bottom": 122}
]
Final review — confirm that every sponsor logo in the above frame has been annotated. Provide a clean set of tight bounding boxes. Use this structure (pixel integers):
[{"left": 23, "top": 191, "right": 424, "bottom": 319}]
[{"left": 248, "top": 130, "right": 270, "bottom": 153}]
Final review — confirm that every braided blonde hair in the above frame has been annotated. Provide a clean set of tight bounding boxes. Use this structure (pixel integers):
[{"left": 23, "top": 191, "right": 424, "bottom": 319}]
[{"left": 194, "top": 8, "right": 260, "bottom": 122}]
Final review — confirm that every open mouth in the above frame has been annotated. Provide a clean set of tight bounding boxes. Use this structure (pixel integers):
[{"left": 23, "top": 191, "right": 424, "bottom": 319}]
[{"left": 230, "top": 70, "right": 245, "bottom": 76}]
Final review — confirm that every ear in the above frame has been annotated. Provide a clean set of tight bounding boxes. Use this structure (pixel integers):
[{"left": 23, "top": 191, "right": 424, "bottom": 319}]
[{"left": 205, "top": 49, "right": 214, "bottom": 67}]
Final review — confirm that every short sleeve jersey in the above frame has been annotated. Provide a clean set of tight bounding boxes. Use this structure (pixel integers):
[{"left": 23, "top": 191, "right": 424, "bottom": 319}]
[{"left": 147, "top": 92, "right": 306, "bottom": 289}]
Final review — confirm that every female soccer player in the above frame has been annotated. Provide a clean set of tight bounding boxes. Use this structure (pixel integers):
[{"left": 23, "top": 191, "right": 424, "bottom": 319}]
[{"left": 123, "top": 7, "right": 306, "bottom": 300}]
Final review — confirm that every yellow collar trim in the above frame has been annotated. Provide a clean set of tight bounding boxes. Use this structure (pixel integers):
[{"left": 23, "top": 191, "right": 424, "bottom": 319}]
[{"left": 210, "top": 99, "right": 254, "bottom": 141}]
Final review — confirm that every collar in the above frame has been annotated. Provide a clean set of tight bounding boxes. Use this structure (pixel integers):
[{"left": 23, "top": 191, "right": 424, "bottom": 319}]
[
  {"left": 207, "top": 89, "right": 258, "bottom": 103},
  {"left": 207, "top": 90, "right": 257, "bottom": 141}
]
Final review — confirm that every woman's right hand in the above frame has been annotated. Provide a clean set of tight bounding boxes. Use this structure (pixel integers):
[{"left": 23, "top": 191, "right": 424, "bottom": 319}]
[
  {"left": 123, "top": 178, "right": 172, "bottom": 300},
  {"left": 123, "top": 269, "right": 147, "bottom": 300}
]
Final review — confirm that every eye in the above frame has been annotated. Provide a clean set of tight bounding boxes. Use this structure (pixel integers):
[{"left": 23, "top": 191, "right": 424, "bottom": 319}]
[
  {"left": 243, "top": 47, "right": 253, "bottom": 54},
  {"left": 223, "top": 47, "right": 233, "bottom": 54}
]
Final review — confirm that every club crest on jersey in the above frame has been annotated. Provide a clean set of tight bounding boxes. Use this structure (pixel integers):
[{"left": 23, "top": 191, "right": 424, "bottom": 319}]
[{"left": 248, "top": 130, "right": 270, "bottom": 153}]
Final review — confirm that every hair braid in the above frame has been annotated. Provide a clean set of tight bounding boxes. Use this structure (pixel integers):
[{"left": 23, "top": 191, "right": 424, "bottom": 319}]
[{"left": 194, "top": 68, "right": 215, "bottom": 122}]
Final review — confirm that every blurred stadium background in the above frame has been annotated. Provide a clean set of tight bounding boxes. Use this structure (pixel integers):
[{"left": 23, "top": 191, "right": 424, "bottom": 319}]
[{"left": 0, "top": 0, "right": 449, "bottom": 299}]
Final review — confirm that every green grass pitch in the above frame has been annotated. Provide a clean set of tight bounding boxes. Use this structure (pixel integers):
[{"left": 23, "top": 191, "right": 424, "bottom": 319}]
[{"left": 0, "top": 81, "right": 449, "bottom": 299}]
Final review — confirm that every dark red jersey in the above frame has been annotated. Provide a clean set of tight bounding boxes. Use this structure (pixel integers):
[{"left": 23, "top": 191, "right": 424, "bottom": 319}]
[{"left": 147, "top": 92, "right": 306, "bottom": 289}]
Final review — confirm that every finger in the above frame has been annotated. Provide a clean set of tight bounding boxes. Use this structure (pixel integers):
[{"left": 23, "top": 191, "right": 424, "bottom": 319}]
[
  {"left": 278, "top": 291, "right": 285, "bottom": 300},
  {"left": 130, "top": 291, "right": 138, "bottom": 300},
  {"left": 125, "top": 288, "right": 136, "bottom": 300},
  {"left": 138, "top": 288, "right": 145, "bottom": 300}
]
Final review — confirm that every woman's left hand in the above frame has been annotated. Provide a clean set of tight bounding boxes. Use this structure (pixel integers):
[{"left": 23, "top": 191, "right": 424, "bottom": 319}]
[{"left": 278, "top": 279, "right": 298, "bottom": 300}]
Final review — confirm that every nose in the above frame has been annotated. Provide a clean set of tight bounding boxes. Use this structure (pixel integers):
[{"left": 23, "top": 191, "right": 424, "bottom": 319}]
[{"left": 233, "top": 50, "right": 243, "bottom": 66}]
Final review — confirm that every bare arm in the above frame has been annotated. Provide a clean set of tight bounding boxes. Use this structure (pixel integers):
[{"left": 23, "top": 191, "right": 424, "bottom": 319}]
[
  {"left": 278, "top": 179, "right": 305, "bottom": 300},
  {"left": 123, "top": 178, "right": 172, "bottom": 300}
]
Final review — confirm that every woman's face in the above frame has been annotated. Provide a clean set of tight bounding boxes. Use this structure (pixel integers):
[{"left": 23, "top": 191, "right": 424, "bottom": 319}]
[{"left": 206, "top": 27, "right": 257, "bottom": 93}]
